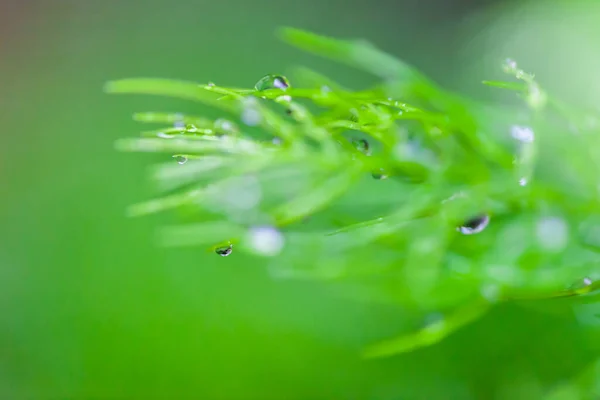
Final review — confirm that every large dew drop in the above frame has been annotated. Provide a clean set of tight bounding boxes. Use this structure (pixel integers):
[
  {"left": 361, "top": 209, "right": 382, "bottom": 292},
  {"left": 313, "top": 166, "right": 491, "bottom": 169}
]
[
  {"left": 215, "top": 244, "right": 233, "bottom": 257},
  {"left": 254, "top": 74, "right": 291, "bottom": 91},
  {"left": 458, "top": 214, "right": 490, "bottom": 235}
]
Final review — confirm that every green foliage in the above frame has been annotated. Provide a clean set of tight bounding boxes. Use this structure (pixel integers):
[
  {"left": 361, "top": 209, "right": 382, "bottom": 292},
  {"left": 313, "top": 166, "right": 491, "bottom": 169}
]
[{"left": 106, "top": 28, "right": 600, "bottom": 363}]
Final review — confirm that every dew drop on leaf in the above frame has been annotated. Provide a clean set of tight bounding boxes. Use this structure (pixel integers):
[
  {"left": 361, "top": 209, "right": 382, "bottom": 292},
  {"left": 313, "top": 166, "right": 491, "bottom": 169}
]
[
  {"left": 185, "top": 123, "right": 199, "bottom": 133},
  {"left": 458, "top": 214, "right": 490, "bottom": 235},
  {"left": 352, "top": 139, "right": 370, "bottom": 156},
  {"left": 213, "top": 118, "right": 239, "bottom": 136},
  {"left": 568, "top": 277, "right": 593, "bottom": 291},
  {"left": 172, "top": 155, "right": 188, "bottom": 165},
  {"left": 371, "top": 169, "right": 388, "bottom": 180},
  {"left": 254, "top": 74, "right": 291, "bottom": 91},
  {"left": 215, "top": 244, "right": 233, "bottom": 257}
]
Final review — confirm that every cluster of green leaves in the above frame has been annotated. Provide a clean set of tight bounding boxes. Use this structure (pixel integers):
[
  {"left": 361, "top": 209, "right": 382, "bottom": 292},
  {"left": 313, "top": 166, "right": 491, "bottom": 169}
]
[{"left": 106, "top": 28, "right": 600, "bottom": 359}]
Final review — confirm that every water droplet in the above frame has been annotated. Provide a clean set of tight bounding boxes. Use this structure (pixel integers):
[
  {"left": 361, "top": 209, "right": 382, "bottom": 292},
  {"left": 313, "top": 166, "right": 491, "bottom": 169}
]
[
  {"left": 321, "top": 85, "right": 332, "bottom": 93},
  {"left": 215, "top": 244, "right": 233, "bottom": 257},
  {"left": 352, "top": 139, "right": 370, "bottom": 155},
  {"left": 371, "top": 169, "right": 389, "bottom": 180},
  {"left": 272, "top": 137, "right": 282, "bottom": 146},
  {"left": 213, "top": 119, "right": 239, "bottom": 136},
  {"left": 185, "top": 123, "right": 199, "bottom": 133},
  {"left": 536, "top": 216, "right": 568, "bottom": 251},
  {"left": 247, "top": 226, "right": 284, "bottom": 256},
  {"left": 458, "top": 214, "right": 490, "bottom": 235},
  {"left": 241, "top": 97, "right": 262, "bottom": 126},
  {"left": 254, "top": 74, "right": 290, "bottom": 91},
  {"left": 207, "top": 82, "right": 215, "bottom": 87},
  {"left": 172, "top": 155, "right": 187, "bottom": 165},
  {"left": 568, "top": 277, "right": 594, "bottom": 291},
  {"left": 510, "top": 125, "right": 534, "bottom": 143}
]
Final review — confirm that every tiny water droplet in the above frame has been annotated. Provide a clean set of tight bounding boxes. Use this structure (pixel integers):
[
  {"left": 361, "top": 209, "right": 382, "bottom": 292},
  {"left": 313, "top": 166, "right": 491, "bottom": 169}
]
[
  {"left": 213, "top": 118, "right": 239, "bottom": 136},
  {"left": 172, "top": 155, "right": 188, "bottom": 165},
  {"left": 272, "top": 137, "right": 282, "bottom": 145},
  {"left": 458, "top": 214, "right": 490, "bottom": 235},
  {"left": 584, "top": 277, "right": 593, "bottom": 286},
  {"left": 254, "top": 74, "right": 290, "bottom": 91},
  {"left": 371, "top": 169, "right": 388, "bottom": 180},
  {"left": 321, "top": 85, "right": 332, "bottom": 93},
  {"left": 185, "top": 123, "right": 199, "bottom": 133},
  {"left": 207, "top": 82, "right": 215, "bottom": 87},
  {"left": 215, "top": 244, "right": 233, "bottom": 257},
  {"left": 352, "top": 139, "right": 370, "bottom": 155}
]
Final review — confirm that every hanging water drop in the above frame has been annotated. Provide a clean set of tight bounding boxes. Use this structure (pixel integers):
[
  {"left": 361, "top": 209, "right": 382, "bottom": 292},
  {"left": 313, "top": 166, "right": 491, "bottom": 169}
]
[
  {"left": 172, "top": 155, "right": 188, "bottom": 165},
  {"left": 254, "top": 74, "right": 291, "bottom": 91},
  {"left": 213, "top": 118, "right": 240, "bottom": 136},
  {"left": 215, "top": 244, "right": 233, "bottom": 257},
  {"left": 458, "top": 214, "right": 490, "bottom": 235},
  {"left": 352, "top": 139, "right": 370, "bottom": 156},
  {"left": 207, "top": 82, "right": 216, "bottom": 87}
]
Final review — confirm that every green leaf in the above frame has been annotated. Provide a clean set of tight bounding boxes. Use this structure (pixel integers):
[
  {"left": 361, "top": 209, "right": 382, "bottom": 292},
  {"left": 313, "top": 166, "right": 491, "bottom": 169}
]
[
  {"left": 363, "top": 300, "right": 491, "bottom": 358},
  {"left": 105, "top": 78, "right": 236, "bottom": 111}
]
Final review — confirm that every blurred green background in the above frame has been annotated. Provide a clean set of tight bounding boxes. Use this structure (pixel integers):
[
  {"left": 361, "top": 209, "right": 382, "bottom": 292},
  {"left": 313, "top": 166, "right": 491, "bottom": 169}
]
[{"left": 2, "top": 0, "right": 600, "bottom": 398}]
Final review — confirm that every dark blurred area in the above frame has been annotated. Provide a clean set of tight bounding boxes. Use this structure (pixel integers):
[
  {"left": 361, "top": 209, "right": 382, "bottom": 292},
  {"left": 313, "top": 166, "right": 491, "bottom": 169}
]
[{"left": 2, "top": 0, "right": 600, "bottom": 399}]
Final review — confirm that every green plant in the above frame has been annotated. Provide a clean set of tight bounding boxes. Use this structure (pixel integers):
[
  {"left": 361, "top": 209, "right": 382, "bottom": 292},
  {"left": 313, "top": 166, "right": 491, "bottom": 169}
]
[{"left": 106, "top": 28, "right": 600, "bottom": 359}]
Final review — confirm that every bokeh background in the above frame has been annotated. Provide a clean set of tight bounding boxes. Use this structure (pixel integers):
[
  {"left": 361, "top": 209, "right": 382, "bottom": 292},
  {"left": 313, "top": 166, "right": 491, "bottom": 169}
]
[{"left": 2, "top": 0, "right": 600, "bottom": 398}]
